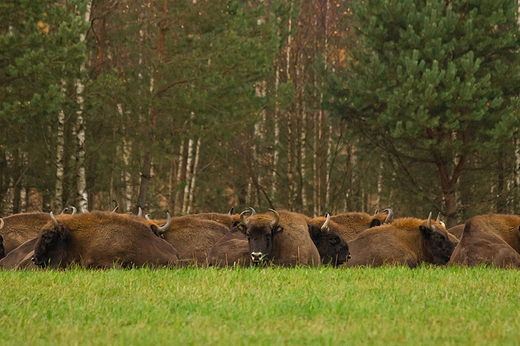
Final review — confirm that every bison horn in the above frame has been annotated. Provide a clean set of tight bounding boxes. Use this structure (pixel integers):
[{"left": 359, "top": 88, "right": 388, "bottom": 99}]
[
  {"left": 227, "top": 207, "right": 234, "bottom": 215},
  {"left": 436, "top": 212, "right": 441, "bottom": 224},
  {"left": 112, "top": 206, "right": 119, "bottom": 213},
  {"left": 249, "top": 207, "right": 256, "bottom": 216},
  {"left": 145, "top": 214, "right": 151, "bottom": 220},
  {"left": 427, "top": 212, "right": 432, "bottom": 229},
  {"left": 321, "top": 214, "right": 331, "bottom": 233},
  {"left": 383, "top": 208, "right": 393, "bottom": 224},
  {"left": 0, "top": 218, "right": 3, "bottom": 230},
  {"left": 70, "top": 206, "right": 77, "bottom": 215},
  {"left": 373, "top": 210, "right": 379, "bottom": 215},
  {"left": 59, "top": 207, "right": 68, "bottom": 215},
  {"left": 50, "top": 212, "right": 59, "bottom": 230},
  {"left": 137, "top": 207, "right": 143, "bottom": 218},
  {"left": 157, "top": 213, "right": 172, "bottom": 235},
  {"left": 240, "top": 210, "right": 250, "bottom": 226},
  {"left": 268, "top": 209, "right": 280, "bottom": 228}
]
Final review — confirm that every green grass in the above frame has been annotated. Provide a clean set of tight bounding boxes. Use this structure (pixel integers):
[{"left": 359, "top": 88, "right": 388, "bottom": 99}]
[{"left": 1, "top": 266, "right": 520, "bottom": 345}]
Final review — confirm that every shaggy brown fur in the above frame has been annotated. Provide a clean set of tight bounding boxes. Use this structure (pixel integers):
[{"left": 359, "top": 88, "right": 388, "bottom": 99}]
[
  {"left": 141, "top": 216, "right": 231, "bottom": 266},
  {"left": 448, "top": 214, "right": 520, "bottom": 268},
  {"left": 447, "top": 224, "right": 465, "bottom": 240},
  {"left": 307, "top": 216, "right": 350, "bottom": 266},
  {"left": 207, "top": 230, "right": 250, "bottom": 267},
  {"left": 33, "top": 211, "right": 179, "bottom": 269},
  {"left": 0, "top": 212, "right": 51, "bottom": 255},
  {"left": 346, "top": 217, "right": 454, "bottom": 268},
  {"left": 0, "top": 238, "right": 39, "bottom": 270},
  {"left": 184, "top": 212, "right": 241, "bottom": 230},
  {"left": 239, "top": 210, "right": 320, "bottom": 267},
  {"left": 329, "top": 211, "right": 390, "bottom": 242}
]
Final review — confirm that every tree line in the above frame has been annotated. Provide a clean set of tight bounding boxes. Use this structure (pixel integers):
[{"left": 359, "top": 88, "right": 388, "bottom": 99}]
[{"left": 1, "top": 0, "right": 520, "bottom": 227}]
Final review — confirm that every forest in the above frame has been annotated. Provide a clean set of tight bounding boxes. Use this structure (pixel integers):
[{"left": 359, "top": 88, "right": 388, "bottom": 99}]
[{"left": 1, "top": 0, "right": 520, "bottom": 227}]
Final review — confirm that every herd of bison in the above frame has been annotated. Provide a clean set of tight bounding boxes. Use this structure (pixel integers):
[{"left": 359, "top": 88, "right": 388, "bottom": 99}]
[{"left": 1, "top": 205, "right": 519, "bottom": 270}]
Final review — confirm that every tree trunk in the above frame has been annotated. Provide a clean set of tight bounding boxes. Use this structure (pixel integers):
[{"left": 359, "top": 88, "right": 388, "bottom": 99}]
[
  {"left": 174, "top": 139, "right": 185, "bottom": 214},
  {"left": 55, "top": 107, "right": 65, "bottom": 212},
  {"left": 286, "top": 10, "right": 294, "bottom": 211},
  {"left": 182, "top": 135, "right": 195, "bottom": 215},
  {"left": 74, "top": 1, "right": 92, "bottom": 213},
  {"left": 271, "top": 64, "right": 280, "bottom": 201},
  {"left": 187, "top": 134, "right": 202, "bottom": 214}
]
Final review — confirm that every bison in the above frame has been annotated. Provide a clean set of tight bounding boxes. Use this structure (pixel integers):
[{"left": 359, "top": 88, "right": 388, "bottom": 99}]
[
  {"left": 0, "top": 212, "right": 52, "bottom": 255},
  {"left": 237, "top": 209, "right": 320, "bottom": 267},
  {"left": 448, "top": 214, "right": 520, "bottom": 268},
  {"left": 346, "top": 213, "right": 455, "bottom": 268},
  {"left": 307, "top": 214, "right": 350, "bottom": 266},
  {"left": 147, "top": 214, "right": 231, "bottom": 266},
  {"left": 32, "top": 211, "right": 180, "bottom": 269},
  {"left": 0, "top": 238, "right": 38, "bottom": 270},
  {"left": 330, "top": 209, "right": 393, "bottom": 242}
]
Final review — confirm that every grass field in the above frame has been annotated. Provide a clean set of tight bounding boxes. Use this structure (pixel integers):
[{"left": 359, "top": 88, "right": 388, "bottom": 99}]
[{"left": 1, "top": 266, "right": 520, "bottom": 345}]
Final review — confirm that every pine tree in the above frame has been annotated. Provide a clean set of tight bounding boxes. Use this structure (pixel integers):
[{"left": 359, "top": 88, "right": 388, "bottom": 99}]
[{"left": 331, "top": 0, "right": 520, "bottom": 226}]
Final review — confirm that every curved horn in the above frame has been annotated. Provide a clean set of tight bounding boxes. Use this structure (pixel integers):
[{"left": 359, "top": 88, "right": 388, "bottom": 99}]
[
  {"left": 59, "top": 207, "right": 68, "bottom": 215},
  {"left": 249, "top": 207, "right": 256, "bottom": 216},
  {"left": 112, "top": 206, "right": 119, "bottom": 213},
  {"left": 0, "top": 218, "right": 4, "bottom": 230},
  {"left": 373, "top": 209, "right": 379, "bottom": 216},
  {"left": 50, "top": 212, "right": 59, "bottom": 230},
  {"left": 321, "top": 213, "right": 331, "bottom": 233},
  {"left": 137, "top": 207, "right": 143, "bottom": 218},
  {"left": 157, "top": 213, "right": 171, "bottom": 235},
  {"left": 227, "top": 207, "right": 234, "bottom": 215},
  {"left": 145, "top": 214, "right": 151, "bottom": 220},
  {"left": 240, "top": 210, "right": 250, "bottom": 226},
  {"left": 70, "top": 206, "right": 77, "bottom": 215},
  {"left": 436, "top": 212, "right": 441, "bottom": 224},
  {"left": 383, "top": 208, "right": 393, "bottom": 224},
  {"left": 427, "top": 212, "right": 432, "bottom": 229},
  {"left": 268, "top": 209, "right": 280, "bottom": 228}
]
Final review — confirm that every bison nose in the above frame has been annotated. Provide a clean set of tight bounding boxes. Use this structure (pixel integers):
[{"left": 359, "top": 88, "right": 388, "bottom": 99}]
[
  {"left": 251, "top": 252, "right": 263, "bottom": 262},
  {"left": 31, "top": 256, "right": 36, "bottom": 262},
  {"left": 347, "top": 254, "right": 352, "bottom": 261}
]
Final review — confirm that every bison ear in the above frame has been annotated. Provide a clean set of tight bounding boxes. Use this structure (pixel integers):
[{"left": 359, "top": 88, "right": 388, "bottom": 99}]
[
  {"left": 419, "top": 225, "right": 432, "bottom": 238},
  {"left": 370, "top": 219, "right": 381, "bottom": 228},
  {"left": 274, "top": 226, "right": 284, "bottom": 234},
  {"left": 150, "top": 224, "right": 160, "bottom": 236}
]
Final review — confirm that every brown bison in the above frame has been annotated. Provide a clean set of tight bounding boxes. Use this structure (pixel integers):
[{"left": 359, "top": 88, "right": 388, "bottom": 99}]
[
  {"left": 0, "top": 238, "right": 38, "bottom": 270},
  {"left": 237, "top": 209, "right": 320, "bottom": 267},
  {"left": 32, "top": 211, "right": 180, "bottom": 269},
  {"left": 447, "top": 224, "right": 465, "bottom": 241},
  {"left": 148, "top": 214, "right": 231, "bottom": 266},
  {"left": 307, "top": 214, "right": 350, "bottom": 266},
  {"left": 448, "top": 214, "right": 520, "bottom": 268},
  {"left": 346, "top": 213, "right": 455, "bottom": 268},
  {"left": 330, "top": 209, "right": 393, "bottom": 242},
  {"left": 0, "top": 212, "right": 52, "bottom": 255},
  {"left": 207, "top": 229, "right": 251, "bottom": 267}
]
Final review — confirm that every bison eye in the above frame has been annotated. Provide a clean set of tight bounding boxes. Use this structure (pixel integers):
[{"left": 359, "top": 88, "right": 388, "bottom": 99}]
[{"left": 42, "top": 234, "right": 53, "bottom": 244}]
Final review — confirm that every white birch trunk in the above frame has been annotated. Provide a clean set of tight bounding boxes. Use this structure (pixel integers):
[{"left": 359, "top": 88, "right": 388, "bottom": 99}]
[
  {"left": 120, "top": 105, "right": 133, "bottom": 212},
  {"left": 286, "top": 11, "right": 294, "bottom": 210},
  {"left": 325, "top": 124, "right": 332, "bottom": 210},
  {"left": 271, "top": 66, "right": 280, "bottom": 200},
  {"left": 181, "top": 136, "right": 194, "bottom": 215},
  {"left": 74, "top": 1, "right": 92, "bottom": 213},
  {"left": 174, "top": 140, "right": 185, "bottom": 214},
  {"left": 187, "top": 135, "right": 202, "bottom": 214},
  {"left": 55, "top": 107, "right": 65, "bottom": 212},
  {"left": 19, "top": 151, "right": 27, "bottom": 212},
  {"left": 299, "top": 55, "right": 308, "bottom": 212},
  {"left": 4, "top": 152, "right": 14, "bottom": 215}
]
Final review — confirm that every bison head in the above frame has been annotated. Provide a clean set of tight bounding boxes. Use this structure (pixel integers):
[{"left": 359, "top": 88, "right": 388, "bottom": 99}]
[
  {"left": 32, "top": 212, "right": 69, "bottom": 268},
  {"left": 309, "top": 214, "right": 350, "bottom": 266},
  {"left": 238, "top": 209, "right": 283, "bottom": 264},
  {"left": 419, "top": 212, "right": 455, "bottom": 265}
]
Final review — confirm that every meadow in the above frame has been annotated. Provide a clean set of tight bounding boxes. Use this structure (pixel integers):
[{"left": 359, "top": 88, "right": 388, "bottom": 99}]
[{"left": 1, "top": 266, "right": 520, "bottom": 345}]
